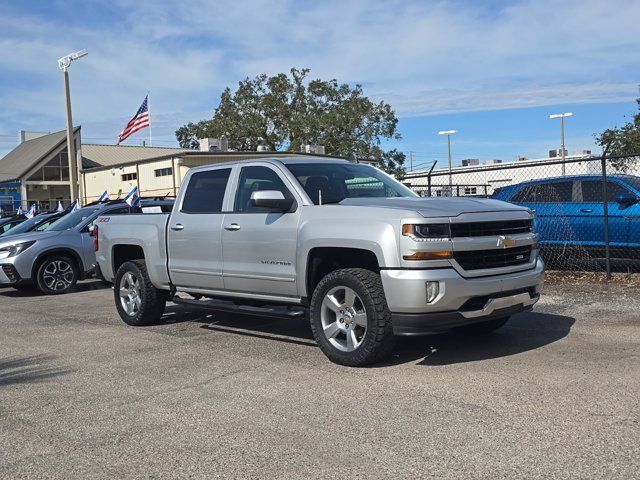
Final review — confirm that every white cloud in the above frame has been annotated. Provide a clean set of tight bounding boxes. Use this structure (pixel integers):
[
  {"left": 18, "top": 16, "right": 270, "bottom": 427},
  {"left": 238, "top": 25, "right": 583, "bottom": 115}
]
[{"left": 0, "top": 0, "right": 638, "bottom": 155}]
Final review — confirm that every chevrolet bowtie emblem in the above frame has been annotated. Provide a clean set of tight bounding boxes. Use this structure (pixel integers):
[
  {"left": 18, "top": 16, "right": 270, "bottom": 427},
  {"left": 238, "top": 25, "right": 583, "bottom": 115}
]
[{"left": 497, "top": 235, "right": 517, "bottom": 248}]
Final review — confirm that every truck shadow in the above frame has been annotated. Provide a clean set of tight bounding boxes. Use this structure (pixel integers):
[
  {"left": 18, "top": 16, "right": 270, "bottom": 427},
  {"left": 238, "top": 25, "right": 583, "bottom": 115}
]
[
  {"left": 384, "top": 311, "right": 575, "bottom": 367},
  {"left": 0, "top": 355, "right": 72, "bottom": 386},
  {"left": 163, "top": 305, "right": 574, "bottom": 366}
]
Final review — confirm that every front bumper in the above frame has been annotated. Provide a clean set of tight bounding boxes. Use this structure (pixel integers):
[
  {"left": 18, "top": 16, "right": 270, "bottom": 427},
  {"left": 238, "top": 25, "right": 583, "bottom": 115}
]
[{"left": 381, "top": 258, "right": 544, "bottom": 335}]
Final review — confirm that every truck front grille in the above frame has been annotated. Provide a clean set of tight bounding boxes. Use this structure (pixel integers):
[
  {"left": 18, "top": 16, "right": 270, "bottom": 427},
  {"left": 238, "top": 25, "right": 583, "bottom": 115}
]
[
  {"left": 453, "top": 246, "right": 532, "bottom": 270},
  {"left": 450, "top": 220, "right": 532, "bottom": 237}
]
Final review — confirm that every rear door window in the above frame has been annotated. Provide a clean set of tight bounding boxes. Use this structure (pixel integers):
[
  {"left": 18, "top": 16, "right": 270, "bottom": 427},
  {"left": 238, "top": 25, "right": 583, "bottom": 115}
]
[
  {"left": 511, "top": 181, "right": 573, "bottom": 203},
  {"left": 182, "top": 168, "right": 232, "bottom": 214}
]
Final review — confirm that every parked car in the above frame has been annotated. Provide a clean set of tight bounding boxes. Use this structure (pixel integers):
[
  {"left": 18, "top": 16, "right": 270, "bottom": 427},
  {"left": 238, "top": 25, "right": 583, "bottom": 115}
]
[
  {"left": 491, "top": 174, "right": 640, "bottom": 265},
  {"left": 0, "top": 211, "right": 66, "bottom": 237},
  {"left": 95, "top": 158, "right": 544, "bottom": 366},
  {"left": 0, "top": 199, "right": 173, "bottom": 294},
  {"left": 0, "top": 215, "right": 26, "bottom": 235}
]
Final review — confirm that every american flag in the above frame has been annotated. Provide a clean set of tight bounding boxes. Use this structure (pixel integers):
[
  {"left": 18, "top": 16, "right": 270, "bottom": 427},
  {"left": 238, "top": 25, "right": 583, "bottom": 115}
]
[{"left": 117, "top": 95, "right": 150, "bottom": 145}]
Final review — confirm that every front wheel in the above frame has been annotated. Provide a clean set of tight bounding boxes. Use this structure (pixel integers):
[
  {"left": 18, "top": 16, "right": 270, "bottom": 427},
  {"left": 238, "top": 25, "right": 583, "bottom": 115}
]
[
  {"left": 114, "top": 260, "right": 167, "bottom": 326},
  {"left": 309, "top": 268, "right": 395, "bottom": 367}
]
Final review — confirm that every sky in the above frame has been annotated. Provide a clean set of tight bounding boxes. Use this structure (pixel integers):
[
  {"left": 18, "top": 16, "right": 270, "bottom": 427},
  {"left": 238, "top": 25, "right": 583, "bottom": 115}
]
[{"left": 0, "top": 0, "right": 639, "bottom": 168}]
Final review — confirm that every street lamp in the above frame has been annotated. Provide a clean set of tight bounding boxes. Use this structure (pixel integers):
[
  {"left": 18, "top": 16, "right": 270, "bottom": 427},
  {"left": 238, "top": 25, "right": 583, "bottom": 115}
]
[
  {"left": 549, "top": 112, "right": 573, "bottom": 176},
  {"left": 438, "top": 130, "right": 456, "bottom": 191},
  {"left": 58, "top": 49, "right": 88, "bottom": 204}
]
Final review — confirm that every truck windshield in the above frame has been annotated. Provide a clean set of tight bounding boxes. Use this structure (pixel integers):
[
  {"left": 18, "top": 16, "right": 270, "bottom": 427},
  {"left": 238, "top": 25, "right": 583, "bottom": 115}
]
[
  {"left": 47, "top": 206, "right": 101, "bottom": 231},
  {"left": 285, "top": 163, "right": 416, "bottom": 205}
]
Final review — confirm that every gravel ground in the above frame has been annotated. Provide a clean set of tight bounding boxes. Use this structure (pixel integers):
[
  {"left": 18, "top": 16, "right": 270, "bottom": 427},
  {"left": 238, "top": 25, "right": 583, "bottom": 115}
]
[{"left": 0, "top": 281, "right": 638, "bottom": 479}]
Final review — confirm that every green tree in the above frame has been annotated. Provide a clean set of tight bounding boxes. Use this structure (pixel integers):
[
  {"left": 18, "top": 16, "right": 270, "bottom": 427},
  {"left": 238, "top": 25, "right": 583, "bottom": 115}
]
[
  {"left": 595, "top": 95, "right": 640, "bottom": 171},
  {"left": 176, "top": 68, "right": 405, "bottom": 176}
]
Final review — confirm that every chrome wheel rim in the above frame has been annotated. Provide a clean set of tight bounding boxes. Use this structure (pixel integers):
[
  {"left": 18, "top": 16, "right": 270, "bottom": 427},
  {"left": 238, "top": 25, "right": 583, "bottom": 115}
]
[
  {"left": 320, "top": 286, "right": 367, "bottom": 352},
  {"left": 42, "top": 260, "right": 74, "bottom": 291},
  {"left": 119, "top": 272, "right": 141, "bottom": 316}
]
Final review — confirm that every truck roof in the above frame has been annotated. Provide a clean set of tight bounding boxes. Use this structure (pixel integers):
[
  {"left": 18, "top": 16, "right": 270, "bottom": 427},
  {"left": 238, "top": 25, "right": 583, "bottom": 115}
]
[{"left": 188, "top": 156, "right": 353, "bottom": 172}]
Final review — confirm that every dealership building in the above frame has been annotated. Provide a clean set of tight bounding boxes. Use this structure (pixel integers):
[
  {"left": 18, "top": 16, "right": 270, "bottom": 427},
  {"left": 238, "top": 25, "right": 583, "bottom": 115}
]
[{"left": 0, "top": 128, "right": 336, "bottom": 212}]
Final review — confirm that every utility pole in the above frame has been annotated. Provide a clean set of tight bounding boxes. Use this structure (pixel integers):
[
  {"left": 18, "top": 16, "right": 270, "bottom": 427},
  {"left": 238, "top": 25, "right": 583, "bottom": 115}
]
[
  {"left": 408, "top": 151, "right": 414, "bottom": 172},
  {"left": 438, "top": 130, "right": 456, "bottom": 192},
  {"left": 549, "top": 112, "right": 573, "bottom": 176},
  {"left": 58, "top": 49, "right": 88, "bottom": 205}
]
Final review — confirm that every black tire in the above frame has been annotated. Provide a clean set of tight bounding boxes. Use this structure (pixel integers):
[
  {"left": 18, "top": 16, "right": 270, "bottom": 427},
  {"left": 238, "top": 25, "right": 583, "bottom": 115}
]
[
  {"left": 454, "top": 316, "right": 510, "bottom": 336},
  {"left": 35, "top": 255, "right": 79, "bottom": 295},
  {"left": 309, "top": 268, "right": 395, "bottom": 367},
  {"left": 114, "top": 260, "right": 167, "bottom": 326}
]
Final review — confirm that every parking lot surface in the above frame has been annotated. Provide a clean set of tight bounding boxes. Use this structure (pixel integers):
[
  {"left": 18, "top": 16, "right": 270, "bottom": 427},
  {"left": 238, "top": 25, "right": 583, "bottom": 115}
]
[{"left": 0, "top": 281, "right": 638, "bottom": 479}]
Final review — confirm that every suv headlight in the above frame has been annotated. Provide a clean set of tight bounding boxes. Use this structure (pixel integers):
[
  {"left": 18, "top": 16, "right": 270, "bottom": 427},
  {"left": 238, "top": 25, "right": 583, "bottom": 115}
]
[
  {"left": 402, "top": 223, "right": 451, "bottom": 241},
  {"left": 0, "top": 241, "right": 36, "bottom": 259}
]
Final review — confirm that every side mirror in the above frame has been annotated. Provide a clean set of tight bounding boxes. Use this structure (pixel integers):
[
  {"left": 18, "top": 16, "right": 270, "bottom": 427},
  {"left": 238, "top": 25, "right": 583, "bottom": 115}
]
[
  {"left": 615, "top": 192, "right": 638, "bottom": 205},
  {"left": 250, "top": 190, "right": 295, "bottom": 212}
]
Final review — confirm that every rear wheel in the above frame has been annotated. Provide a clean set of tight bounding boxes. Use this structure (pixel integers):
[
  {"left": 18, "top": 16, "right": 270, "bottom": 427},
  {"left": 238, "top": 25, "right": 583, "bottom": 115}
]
[
  {"left": 454, "top": 316, "right": 510, "bottom": 335},
  {"left": 35, "top": 256, "right": 78, "bottom": 295},
  {"left": 114, "top": 260, "right": 167, "bottom": 326},
  {"left": 309, "top": 268, "right": 395, "bottom": 367}
]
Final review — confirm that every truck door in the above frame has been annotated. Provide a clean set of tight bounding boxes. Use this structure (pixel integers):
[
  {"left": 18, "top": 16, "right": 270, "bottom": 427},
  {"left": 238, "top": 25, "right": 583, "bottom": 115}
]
[
  {"left": 167, "top": 167, "right": 232, "bottom": 291},
  {"left": 221, "top": 164, "right": 301, "bottom": 298}
]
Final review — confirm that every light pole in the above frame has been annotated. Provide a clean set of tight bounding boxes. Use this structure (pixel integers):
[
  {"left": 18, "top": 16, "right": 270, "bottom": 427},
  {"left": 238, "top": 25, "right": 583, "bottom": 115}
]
[
  {"left": 549, "top": 112, "right": 573, "bottom": 176},
  {"left": 58, "top": 49, "right": 88, "bottom": 204},
  {"left": 438, "top": 130, "right": 456, "bottom": 192}
]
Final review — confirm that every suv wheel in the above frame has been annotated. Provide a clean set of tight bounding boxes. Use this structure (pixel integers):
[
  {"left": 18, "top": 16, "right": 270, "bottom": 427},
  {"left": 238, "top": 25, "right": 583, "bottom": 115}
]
[
  {"left": 114, "top": 260, "right": 167, "bottom": 326},
  {"left": 36, "top": 256, "right": 78, "bottom": 295},
  {"left": 309, "top": 268, "right": 395, "bottom": 367},
  {"left": 454, "top": 316, "right": 510, "bottom": 335}
]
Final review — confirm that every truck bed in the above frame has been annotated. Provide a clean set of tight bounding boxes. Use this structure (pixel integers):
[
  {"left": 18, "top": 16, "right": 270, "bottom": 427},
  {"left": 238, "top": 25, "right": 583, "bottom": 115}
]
[{"left": 95, "top": 213, "right": 171, "bottom": 287}]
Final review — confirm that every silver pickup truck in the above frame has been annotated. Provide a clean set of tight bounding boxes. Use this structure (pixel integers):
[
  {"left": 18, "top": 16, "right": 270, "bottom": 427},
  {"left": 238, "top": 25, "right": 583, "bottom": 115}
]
[{"left": 95, "top": 157, "right": 544, "bottom": 366}]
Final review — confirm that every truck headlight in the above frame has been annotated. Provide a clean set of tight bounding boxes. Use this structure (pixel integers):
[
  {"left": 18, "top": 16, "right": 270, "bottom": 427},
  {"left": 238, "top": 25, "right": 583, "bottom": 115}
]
[
  {"left": 0, "top": 241, "right": 36, "bottom": 259},
  {"left": 402, "top": 223, "right": 451, "bottom": 241}
]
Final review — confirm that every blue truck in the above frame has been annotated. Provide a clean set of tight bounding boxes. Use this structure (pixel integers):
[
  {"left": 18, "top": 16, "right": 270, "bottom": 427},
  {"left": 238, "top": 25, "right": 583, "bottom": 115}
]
[{"left": 491, "top": 174, "right": 640, "bottom": 266}]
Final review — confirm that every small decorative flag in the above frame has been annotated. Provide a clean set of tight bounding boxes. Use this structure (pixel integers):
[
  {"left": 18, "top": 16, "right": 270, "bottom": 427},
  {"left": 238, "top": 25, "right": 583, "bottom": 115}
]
[
  {"left": 56, "top": 201, "right": 64, "bottom": 212},
  {"left": 98, "top": 191, "right": 110, "bottom": 203},
  {"left": 117, "top": 95, "right": 150, "bottom": 145},
  {"left": 25, "top": 204, "right": 36, "bottom": 219},
  {"left": 16, "top": 206, "right": 23, "bottom": 215},
  {"left": 70, "top": 199, "right": 79, "bottom": 212},
  {"left": 124, "top": 186, "right": 140, "bottom": 207}
]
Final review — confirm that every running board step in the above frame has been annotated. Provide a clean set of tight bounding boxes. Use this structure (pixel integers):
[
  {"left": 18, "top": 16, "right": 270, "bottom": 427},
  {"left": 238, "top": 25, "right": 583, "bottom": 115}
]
[{"left": 172, "top": 296, "right": 306, "bottom": 319}]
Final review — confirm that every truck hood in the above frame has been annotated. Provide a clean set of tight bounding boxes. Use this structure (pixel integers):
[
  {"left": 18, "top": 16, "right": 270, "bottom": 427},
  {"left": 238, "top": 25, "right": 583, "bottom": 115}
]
[
  {"left": 338, "top": 197, "right": 529, "bottom": 218},
  {"left": 0, "top": 230, "right": 62, "bottom": 248}
]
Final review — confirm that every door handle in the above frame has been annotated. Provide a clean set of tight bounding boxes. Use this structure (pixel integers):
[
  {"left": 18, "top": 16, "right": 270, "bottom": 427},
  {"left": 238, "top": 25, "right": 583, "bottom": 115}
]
[
  {"left": 580, "top": 208, "right": 593, "bottom": 213},
  {"left": 171, "top": 224, "right": 184, "bottom": 231},
  {"left": 224, "top": 223, "right": 241, "bottom": 231}
]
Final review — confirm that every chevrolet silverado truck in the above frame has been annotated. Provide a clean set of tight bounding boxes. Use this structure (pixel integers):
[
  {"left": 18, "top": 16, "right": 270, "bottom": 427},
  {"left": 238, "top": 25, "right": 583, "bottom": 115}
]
[{"left": 95, "top": 157, "right": 544, "bottom": 366}]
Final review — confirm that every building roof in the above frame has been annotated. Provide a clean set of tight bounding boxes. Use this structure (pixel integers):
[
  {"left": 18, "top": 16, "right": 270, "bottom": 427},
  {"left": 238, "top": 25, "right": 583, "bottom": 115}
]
[
  {"left": 0, "top": 128, "right": 76, "bottom": 183},
  {"left": 81, "top": 144, "right": 191, "bottom": 169}
]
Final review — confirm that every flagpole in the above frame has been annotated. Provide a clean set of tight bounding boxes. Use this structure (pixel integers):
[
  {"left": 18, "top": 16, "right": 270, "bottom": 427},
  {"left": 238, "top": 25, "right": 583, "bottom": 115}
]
[{"left": 147, "top": 91, "right": 152, "bottom": 147}]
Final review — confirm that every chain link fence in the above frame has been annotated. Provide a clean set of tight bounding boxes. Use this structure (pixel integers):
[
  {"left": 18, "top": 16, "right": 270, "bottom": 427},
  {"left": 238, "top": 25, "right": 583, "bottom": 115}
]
[{"left": 403, "top": 153, "right": 640, "bottom": 273}]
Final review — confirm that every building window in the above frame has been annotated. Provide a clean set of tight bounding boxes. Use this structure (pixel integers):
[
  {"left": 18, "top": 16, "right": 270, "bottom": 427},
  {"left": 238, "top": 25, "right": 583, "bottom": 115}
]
[
  {"left": 154, "top": 167, "right": 173, "bottom": 177},
  {"left": 121, "top": 173, "right": 137, "bottom": 181},
  {"left": 464, "top": 187, "right": 477, "bottom": 195}
]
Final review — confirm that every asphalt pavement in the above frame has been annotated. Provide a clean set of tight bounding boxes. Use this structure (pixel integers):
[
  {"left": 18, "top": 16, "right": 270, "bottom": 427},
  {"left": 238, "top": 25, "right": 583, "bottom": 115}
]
[{"left": 0, "top": 280, "right": 638, "bottom": 479}]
